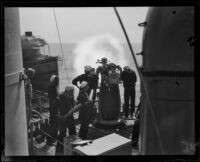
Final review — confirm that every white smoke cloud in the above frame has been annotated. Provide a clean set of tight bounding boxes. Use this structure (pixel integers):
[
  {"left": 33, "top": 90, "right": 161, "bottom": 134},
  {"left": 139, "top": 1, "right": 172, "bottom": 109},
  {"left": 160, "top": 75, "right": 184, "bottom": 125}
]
[{"left": 73, "top": 34, "right": 127, "bottom": 75}]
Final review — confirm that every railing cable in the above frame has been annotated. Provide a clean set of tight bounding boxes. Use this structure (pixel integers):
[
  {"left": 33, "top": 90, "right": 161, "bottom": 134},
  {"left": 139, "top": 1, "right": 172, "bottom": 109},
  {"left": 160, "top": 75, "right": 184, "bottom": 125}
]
[
  {"left": 53, "top": 8, "right": 70, "bottom": 83},
  {"left": 113, "top": 7, "right": 165, "bottom": 154}
]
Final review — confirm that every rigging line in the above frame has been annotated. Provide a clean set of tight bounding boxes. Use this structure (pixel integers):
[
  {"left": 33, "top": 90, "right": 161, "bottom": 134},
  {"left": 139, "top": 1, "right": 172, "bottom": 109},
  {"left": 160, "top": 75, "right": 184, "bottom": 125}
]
[
  {"left": 53, "top": 8, "right": 70, "bottom": 83},
  {"left": 113, "top": 7, "right": 165, "bottom": 154}
]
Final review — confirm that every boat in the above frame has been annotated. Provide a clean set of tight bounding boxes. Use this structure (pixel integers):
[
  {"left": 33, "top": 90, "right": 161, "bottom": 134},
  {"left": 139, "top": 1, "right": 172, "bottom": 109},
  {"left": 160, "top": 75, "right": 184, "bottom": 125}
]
[
  {"left": 4, "top": 6, "right": 195, "bottom": 157},
  {"left": 21, "top": 31, "right": 59, "bottom": 92}
]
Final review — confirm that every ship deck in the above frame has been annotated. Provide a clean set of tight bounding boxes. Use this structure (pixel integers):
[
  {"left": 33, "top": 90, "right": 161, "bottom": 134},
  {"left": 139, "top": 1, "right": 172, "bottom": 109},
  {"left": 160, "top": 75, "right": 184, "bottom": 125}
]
[{"left": 29, "top": 90, "right": 139, "bottom": 155}]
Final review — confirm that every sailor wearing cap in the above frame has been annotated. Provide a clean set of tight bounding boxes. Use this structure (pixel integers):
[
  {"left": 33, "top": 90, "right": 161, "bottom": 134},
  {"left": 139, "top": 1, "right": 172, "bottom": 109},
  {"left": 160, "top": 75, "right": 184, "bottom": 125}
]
[
  {"left": 55, "top": 85, "right": 76, "bottom": 143},
  {"left": 24, "top": 68, "right": 36, "bottom": 127},
  {"left": 123, "top": 66, "right": 130, "bottom": 71},
  {"left": 84, "top": 65, "right": 91, "bottom": 72},
  {"left": 72, "top": 65, "right": 92, "bottom": 93},
  {"left": 63, "top": 85, "right": 75, "bottom": 101},
  {"left": 57, "top": 82, "right": 93, "bottom": 140},
  {"left": 76, "top": 81, "right": 93, "bottom": 140},
  {"left": 46, "top": 74, "right": 59, "bottom": 145},
  {"left": 108, "top": 63, "right": 121, "bottom": 85},
  {"left": 48, "top": 74, "right": 59, "bottom": 104},
  {"left": 25, "top": 68, "right": 36, "bottom": 79},
  {"left": 121, "top": 66, "right": 137, "bottom": 118}
]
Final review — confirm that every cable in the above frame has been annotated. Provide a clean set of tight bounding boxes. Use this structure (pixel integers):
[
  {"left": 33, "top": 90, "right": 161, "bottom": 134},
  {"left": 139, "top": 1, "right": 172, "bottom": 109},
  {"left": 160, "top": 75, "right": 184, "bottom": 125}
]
[
  {"left": 113, "top": 7, "right": 165, "bottom": 154},
  {"left": 53, "top": 8, "right": 70, "bottom": 83}
]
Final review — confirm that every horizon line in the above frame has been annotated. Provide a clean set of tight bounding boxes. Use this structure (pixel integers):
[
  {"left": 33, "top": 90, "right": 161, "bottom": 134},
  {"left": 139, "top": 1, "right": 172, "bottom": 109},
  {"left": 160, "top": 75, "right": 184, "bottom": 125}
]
[{"left": 47, "top": 41, "right": 142, "bottom": 44}]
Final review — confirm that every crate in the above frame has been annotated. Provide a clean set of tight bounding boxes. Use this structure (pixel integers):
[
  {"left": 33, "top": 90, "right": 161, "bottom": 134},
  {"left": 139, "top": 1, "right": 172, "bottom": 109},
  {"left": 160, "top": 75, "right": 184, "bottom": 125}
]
[{"left": 73, "top": 133, "right": 132, "bottom": 155}]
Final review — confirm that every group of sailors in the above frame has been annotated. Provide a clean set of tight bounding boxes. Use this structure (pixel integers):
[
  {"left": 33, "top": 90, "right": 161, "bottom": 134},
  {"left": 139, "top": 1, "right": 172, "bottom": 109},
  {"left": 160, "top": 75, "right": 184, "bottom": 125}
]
[{"left": 24, "top": 57, "right": 140, "bottom": 150}]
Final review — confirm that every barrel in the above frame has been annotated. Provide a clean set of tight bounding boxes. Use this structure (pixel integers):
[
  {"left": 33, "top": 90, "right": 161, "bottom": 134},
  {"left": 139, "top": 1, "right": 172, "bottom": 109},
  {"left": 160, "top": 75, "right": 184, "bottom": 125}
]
[
  {"left": 140, "top": 7, "right": 194, "bottom": 155},
  {"left": 98, "top": 84, "right": 121, "bottom": 121}
]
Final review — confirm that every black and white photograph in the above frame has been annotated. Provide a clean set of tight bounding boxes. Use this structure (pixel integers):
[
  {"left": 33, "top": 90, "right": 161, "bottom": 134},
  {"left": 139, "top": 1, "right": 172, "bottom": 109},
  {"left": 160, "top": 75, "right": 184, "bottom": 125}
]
[{"left": 3, "top": 3, "right": 197, "bottom": 159}]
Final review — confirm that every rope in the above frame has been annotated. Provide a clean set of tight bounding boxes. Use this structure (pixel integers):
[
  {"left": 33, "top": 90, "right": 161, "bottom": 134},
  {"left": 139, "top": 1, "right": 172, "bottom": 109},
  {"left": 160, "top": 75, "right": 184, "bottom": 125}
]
[
  {"left": 113, "top": 7, "right": 165, "bottom": 154},
  {"left": 53, "top": 8, "right": 70, "bottom": 83}
]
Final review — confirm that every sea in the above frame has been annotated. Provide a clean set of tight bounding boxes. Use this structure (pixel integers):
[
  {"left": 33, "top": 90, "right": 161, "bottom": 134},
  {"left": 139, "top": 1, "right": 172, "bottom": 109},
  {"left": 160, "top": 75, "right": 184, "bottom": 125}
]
[{"left": 47, "top": 42, "right": 142, "bottom": 108}]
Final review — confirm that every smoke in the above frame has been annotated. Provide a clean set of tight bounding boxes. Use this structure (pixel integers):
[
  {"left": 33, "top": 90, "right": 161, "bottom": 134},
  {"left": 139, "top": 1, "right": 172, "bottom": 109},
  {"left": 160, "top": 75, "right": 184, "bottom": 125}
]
[{"left": 73, "top": 34, "right": 127, "bottom": 75}]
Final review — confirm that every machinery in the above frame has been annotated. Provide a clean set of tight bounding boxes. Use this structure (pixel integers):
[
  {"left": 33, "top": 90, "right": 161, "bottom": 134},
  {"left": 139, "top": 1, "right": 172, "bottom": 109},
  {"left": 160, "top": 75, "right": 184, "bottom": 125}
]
[
  {"left": 140, "top": 7, "right": 194, "bottom": 155},
  {"left": 22, "top": 31, "right": 59, "bottom": 92}
]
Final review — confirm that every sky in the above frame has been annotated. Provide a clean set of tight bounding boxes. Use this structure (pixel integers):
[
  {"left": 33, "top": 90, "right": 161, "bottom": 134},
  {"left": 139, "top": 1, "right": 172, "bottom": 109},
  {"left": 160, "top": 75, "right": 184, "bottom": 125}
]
[{"left": 19, "top": 7, "right": 149, "bottom": 44}]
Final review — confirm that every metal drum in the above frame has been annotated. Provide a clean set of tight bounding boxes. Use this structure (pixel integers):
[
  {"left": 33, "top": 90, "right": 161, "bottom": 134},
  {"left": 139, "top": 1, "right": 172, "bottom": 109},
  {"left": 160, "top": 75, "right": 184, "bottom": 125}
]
[
  {"left": 95, "top": 62, "right": 123, "bottom": 128},
  {"left": 98, "top": 84, "right": 121, "bottom": 121},
  {"left": 140, "top": 7, "right": 194, "bottom": 155}
]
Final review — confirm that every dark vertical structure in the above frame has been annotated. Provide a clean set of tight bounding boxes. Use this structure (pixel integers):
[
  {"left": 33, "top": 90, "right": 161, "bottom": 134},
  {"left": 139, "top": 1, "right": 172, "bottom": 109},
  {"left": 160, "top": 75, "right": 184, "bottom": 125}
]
[
  {"left": 140, "top": 7, "right": 194, "bottom": 154},
  {"left": 5, "top": 7, "right": 29, "bottom": 155},
  {"left": 99, "top": 85, "right": 121, "bottom": 121}
]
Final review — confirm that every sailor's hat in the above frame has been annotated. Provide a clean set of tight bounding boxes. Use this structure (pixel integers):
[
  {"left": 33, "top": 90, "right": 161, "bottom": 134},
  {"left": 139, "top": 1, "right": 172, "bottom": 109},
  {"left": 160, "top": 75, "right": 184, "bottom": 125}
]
[
  {"left": 84, "top": 65, "right": 91, "bottom": 71},
  {"left": 123, "top": 66, "right": 130, "bottom": 70},
  {"left": 50, "top": 74, "right": 58, "bottom": 83}
]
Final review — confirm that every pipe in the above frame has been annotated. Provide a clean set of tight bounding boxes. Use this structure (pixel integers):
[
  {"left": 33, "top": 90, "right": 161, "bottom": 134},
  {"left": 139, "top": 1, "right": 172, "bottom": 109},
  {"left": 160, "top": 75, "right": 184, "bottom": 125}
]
[{"left": 5, "top": 7, "right": 29, "bottom": 155}]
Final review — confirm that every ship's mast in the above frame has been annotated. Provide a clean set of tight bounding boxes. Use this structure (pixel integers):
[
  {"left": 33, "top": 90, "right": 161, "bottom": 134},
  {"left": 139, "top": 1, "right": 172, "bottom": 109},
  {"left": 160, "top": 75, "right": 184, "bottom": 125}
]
[{"left": 5, "top": 7, "right": 29, "bottom": 155}]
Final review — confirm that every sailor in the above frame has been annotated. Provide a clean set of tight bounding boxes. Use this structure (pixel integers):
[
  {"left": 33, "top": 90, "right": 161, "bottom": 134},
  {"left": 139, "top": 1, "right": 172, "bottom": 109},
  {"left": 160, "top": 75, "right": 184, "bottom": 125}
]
[
  {"left": 56, "top": 86, "right": 77, "bottom": 143},
  {"left": 87, "top": 68, "right": 98, "bottom": 121},
  {"left": 96, "top": 58, "right": 109, "bottom": 87},
  {"left": 77, "top": 82, "right": 93, "bottom": 139},
  {"left": 88, "top": 67, "right": 98, "bottom": 103},
  {"left": 96, "top": 57, "right": 109, "bottom": 76},
  {"left": 108, "top": 63, "right": 121, "bottom": 86},
  {"left": 72, "top": 65, "right": 91, "bottom": 92},
  {"left": 121, "top": 66, "right": 137, "bottom": 117},
  {"left": 24, "top": 68, "right": 35, "bottom": 126},
  {"left": 131, "top": 102, "right": 140, "bottom": 148},
  {"left": 46, "top": 74, "right": 59, "bottom": 145},
  {"left": 48, "top": 74, "right": 59, "bottom": 108},
  {"left": 62, "top": 81, "right": 93, "bottom": 140},
  {"left": 72, "top": 65, "right": 98, "bottom": 101}
]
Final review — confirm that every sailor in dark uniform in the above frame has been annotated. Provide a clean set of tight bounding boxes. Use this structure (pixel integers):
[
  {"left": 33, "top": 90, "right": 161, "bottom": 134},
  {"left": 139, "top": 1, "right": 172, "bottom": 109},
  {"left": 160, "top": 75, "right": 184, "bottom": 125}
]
[
  {"left": 46, "top": 74, "right": 59, "bottom": 145},
  {"left": 62, "top": 82, "right": 93, "bottom": 140},
  {"left": 72, "top": 65, "right": 98, "bottom": 103},
  {"left": 48, "top": 75, "right": 59, "bottom": 111},
  {"left": 24, "top": 68, "right": 35, "bottom": 126},
  {"left": 72, "top": 65, "right": 91, "bottom": 93},
  {"left": 76, "top": 82, "right": 93, "bottom": 139},
  {"left": 56, "top": 86, "right": 76, "bottom": 143},
  {"left": 121, "top": 66, "right": 137, "bottom": 117}
]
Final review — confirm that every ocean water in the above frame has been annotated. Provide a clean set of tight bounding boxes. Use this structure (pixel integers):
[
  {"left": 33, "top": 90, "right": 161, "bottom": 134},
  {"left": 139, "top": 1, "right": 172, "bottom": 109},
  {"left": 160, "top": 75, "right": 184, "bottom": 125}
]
[{"left": 47, "top": 43, "right": 142, "bottom": 107}]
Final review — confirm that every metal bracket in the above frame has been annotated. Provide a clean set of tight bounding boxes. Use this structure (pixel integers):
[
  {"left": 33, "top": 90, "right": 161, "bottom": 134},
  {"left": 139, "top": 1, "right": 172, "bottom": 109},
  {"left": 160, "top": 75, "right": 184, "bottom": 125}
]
[
  {"left": 136, "top": 51, "right": 144, "bottom": 56},
  {"left": 5, "top": 70, "right": 26, "bottom": 86},
  {"left": 138, "top": 21, "right": 147, "bottom": 27}
]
